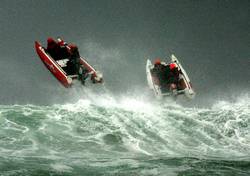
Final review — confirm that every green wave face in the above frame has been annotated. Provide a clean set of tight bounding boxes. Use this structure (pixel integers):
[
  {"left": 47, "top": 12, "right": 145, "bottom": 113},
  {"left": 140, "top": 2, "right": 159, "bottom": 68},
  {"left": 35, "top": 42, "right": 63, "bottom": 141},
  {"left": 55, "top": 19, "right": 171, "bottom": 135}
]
[{"left": 0, "top": 96, "right": 250, "bottom": 176}]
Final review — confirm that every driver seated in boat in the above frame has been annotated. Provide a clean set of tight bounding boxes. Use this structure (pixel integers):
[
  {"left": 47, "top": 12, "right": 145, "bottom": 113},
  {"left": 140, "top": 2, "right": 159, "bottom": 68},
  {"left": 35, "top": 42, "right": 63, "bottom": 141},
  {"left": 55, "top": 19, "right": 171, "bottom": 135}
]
[
  {"left": 67, "top": 44, "right": 80, "bottom": 74},
  {"left": 168, "top": 63, "right": 181, "bottom": 94},
  {"left": 46, "top": 37, "right": 70, "bottom": 60},
  {"left": 67, "top": 44, "right": 89, "bottom": 84},
  {"left": 151, "top": 58, "right": 180, "bottom": 93}
]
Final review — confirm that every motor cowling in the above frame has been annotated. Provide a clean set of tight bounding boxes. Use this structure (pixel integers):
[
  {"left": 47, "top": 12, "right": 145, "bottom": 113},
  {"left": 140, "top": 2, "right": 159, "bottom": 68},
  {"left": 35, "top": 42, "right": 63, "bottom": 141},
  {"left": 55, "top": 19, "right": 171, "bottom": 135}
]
[{"left": 92, "top": 71, "right": 103, "bottom": 83}]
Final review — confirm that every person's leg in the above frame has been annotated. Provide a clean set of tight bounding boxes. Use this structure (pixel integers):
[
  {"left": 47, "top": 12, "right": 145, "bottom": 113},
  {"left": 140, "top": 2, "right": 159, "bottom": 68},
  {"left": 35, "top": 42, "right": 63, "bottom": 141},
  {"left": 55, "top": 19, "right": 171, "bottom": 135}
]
[
  {"left": 170, "top": 83, "right": 178, "bottom": 96},
  {"left": 78, "top": 65, "right": 89, "bottom": 85}
]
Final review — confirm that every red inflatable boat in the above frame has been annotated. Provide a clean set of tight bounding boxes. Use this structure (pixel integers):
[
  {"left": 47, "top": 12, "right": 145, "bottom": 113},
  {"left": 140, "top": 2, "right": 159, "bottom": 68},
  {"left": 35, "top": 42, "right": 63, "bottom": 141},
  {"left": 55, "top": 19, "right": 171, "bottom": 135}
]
[{"left": 35, "top": 38, "right": 103, "bottom": 88}]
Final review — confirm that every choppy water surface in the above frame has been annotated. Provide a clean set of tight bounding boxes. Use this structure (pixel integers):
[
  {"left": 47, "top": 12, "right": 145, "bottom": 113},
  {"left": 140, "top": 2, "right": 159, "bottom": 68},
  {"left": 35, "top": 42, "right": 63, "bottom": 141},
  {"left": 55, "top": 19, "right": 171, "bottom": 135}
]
[{"left": 0, "top": 95, "right": 250, "bottom": 176}]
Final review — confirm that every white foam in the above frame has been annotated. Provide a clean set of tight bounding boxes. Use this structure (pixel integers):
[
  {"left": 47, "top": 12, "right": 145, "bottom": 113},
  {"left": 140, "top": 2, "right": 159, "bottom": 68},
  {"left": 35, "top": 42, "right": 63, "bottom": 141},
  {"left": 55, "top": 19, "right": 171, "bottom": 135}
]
[
  {"left": 60, "top": 99, "right": 91, "bottom": 112},
  {"left": 51, "top": 163, "right": 73, "bottom": 172}
]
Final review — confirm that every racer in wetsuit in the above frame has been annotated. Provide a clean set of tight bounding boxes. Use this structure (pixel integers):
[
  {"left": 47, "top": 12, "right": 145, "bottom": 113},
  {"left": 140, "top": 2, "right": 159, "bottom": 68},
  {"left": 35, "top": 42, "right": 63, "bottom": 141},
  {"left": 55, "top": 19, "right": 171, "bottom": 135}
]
[
  {"left": 46, "top": 37, "right": 70, "bottom": 60},
  {"left": 151, "top": 58, "right": 180, "bottom": 93}
]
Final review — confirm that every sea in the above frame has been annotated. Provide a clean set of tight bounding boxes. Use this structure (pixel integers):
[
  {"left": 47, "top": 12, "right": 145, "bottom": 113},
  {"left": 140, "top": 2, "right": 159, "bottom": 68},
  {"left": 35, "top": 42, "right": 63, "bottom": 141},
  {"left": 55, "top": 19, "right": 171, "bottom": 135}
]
[{"left": 0, "top": 90, "right": 249, "bottom": 176}]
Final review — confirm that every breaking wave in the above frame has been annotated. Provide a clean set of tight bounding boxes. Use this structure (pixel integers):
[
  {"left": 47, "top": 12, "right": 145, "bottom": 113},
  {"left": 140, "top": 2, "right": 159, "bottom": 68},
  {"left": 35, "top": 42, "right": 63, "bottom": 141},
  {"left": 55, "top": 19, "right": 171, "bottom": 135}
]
[{"left": 0, "top": 93, "right": 249, "bottom": 175}]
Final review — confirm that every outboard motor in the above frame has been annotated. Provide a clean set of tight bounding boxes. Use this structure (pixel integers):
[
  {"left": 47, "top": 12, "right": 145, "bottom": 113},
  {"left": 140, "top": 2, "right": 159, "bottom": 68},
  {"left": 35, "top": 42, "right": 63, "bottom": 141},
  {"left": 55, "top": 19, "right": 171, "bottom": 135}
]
[{"left": 92, "top": 71, "right": 103, "bottom": 83}]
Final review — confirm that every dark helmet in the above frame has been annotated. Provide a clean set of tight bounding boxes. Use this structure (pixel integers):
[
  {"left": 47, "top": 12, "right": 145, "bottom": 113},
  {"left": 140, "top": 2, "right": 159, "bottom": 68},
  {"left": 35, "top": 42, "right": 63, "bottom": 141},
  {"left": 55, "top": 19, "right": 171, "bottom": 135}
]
[
  {"left": 47, "top": 38, "right": 57, "bottom": 48},
  {"left": 154, "top": 58, "right": 161, "bottom": 65},
  {"left": 47, "top": 37, "right": 54, "bottom": 44},
  {"left": 68, "top": 44, "right": 78, "bottom": 52},
  {"left": 68, "top": 44, "right": 77, "bottom": 49}
]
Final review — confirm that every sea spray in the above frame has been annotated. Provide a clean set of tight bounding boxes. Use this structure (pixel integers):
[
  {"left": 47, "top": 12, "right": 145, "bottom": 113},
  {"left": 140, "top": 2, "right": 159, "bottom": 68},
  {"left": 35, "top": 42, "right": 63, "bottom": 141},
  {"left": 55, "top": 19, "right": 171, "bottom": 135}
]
[{"left": 0, "top": 94, "right": 249, "bottom": 175}]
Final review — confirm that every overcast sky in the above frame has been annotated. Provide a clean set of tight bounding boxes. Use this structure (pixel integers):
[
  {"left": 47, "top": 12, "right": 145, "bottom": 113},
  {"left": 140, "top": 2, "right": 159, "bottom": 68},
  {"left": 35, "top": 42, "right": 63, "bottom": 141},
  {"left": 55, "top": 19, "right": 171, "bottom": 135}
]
[{"left": 0, "top": 0, "right": 249, "bottom": 105}]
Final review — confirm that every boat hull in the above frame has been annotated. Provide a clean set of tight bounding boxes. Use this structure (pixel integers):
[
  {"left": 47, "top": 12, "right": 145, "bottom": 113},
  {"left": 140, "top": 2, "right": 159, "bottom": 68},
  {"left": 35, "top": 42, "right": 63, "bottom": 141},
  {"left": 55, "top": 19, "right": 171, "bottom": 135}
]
[{"left": 35, "top": 41, "right": 72, "bottom": 88}]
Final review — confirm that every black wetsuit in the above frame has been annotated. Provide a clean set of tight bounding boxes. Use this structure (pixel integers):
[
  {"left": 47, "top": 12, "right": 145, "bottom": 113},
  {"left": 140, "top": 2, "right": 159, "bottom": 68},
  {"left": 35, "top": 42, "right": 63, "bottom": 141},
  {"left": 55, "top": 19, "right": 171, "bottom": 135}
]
[
  {"left": 68, "top": 47, "right": 80, "bottom": 75},
  {"left": 67, "top": 47, "right": 89, "bottom": 85},
  {"left": 59, "top": 46, "right": 71, "bottom": 59},
  {"left": 47, "top": 42, "right": 70, "bottom": 60},
  {"left": 47, "top": 42, "right": 61, "bottom": 60},
  {"left": 151, "top": 64, "right": 179, "bottom": 92},
  {"left": 168, "top": 67, "right": 179, "bottom": 85}
]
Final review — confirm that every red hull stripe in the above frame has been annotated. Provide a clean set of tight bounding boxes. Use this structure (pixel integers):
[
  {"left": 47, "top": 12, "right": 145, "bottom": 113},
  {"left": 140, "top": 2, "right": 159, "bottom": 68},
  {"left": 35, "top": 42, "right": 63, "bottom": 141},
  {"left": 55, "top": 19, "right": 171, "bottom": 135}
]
[{"left": 35, "top": 41, "right": 71, "bottom": 87}]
